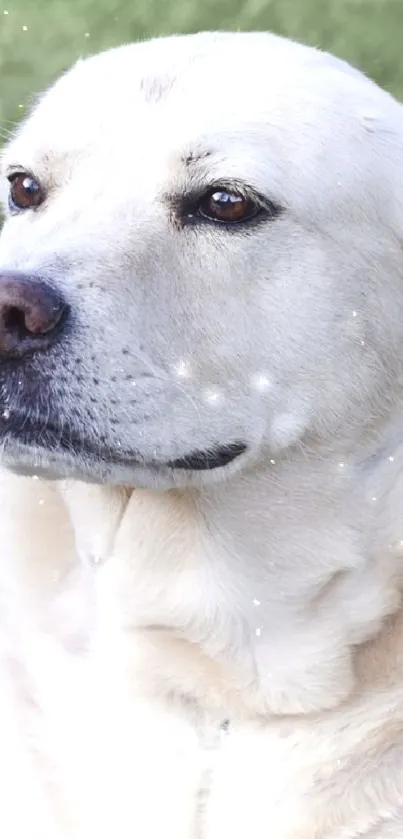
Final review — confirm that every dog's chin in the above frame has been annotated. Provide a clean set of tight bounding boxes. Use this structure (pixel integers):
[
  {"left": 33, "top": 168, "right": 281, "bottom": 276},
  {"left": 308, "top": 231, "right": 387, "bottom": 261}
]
[{"left": 0, "top": 423, "right": 248, "bottom": 489}]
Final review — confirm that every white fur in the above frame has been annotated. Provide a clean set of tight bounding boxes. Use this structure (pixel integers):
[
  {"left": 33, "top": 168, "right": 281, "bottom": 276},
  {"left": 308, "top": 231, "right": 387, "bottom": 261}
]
[{"left": 1, "top": 30, "right": 403, "bottom": 837}]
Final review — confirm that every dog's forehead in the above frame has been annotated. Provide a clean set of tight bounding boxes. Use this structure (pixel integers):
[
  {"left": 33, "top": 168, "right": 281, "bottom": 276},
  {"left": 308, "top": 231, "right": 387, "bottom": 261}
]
[
  {"left": 5, "top": 32, "right": 390, "bottom": 162},
  {"left": 3, "top": 30, "right": 402, "bottom": 223}
]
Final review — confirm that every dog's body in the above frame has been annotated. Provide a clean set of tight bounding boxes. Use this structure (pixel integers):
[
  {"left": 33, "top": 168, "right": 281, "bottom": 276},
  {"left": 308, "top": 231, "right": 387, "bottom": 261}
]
[
  {"left": 1, "top": 30, "right": 403, "bottom": 837},
  {"left": 2, "top": 475, "right": 403, "bottom": 838}
]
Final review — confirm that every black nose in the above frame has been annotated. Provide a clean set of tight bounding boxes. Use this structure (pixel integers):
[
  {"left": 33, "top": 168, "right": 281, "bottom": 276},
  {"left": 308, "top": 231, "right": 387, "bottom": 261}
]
[{"left": 0, "top": 273, "right": 67, "bottom": 359}]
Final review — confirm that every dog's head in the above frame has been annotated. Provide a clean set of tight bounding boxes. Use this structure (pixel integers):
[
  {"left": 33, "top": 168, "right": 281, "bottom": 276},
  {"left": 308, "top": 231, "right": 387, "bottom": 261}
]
[{"left": 1, "top": 31, "right": 403, "bottom": 487}]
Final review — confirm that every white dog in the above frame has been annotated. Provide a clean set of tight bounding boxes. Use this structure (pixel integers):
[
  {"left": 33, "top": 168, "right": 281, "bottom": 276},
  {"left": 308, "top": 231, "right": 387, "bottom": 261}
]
[{"left": 1, "top": 30, "right": 403, "bottom": 838}]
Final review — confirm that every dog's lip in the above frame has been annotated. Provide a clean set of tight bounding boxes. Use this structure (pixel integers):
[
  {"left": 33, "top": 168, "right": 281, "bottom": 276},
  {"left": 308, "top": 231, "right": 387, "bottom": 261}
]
[
  {"left": 166, "top": 443, "right": 246, "bottom": 470},
  {"left": 0, "top": 412, "right": 246, "bottom": 472},
  {"left": 0, "top": 414, "right": 117, "bottom": 465}
]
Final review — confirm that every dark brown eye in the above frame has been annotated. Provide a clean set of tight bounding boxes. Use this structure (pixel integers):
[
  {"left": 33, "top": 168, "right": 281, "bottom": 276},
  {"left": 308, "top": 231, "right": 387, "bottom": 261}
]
[
  {"left": 198, "top": 189, "right": 259, "bottom": 224},
  {"left": 8, "top": 173, "right": 44, "bottom": 211}
]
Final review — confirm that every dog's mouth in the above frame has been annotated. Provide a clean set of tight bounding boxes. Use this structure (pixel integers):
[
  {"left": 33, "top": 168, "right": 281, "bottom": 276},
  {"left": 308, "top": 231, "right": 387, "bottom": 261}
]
[
  {"left": 166, "top": 442, "right": 246, "bottom": 471},
  {"left": 0, "top": 411, "right": 246, "bottom": 476}
]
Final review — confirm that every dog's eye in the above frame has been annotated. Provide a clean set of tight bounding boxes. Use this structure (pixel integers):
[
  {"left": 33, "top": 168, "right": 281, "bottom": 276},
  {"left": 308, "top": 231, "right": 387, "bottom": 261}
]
[
  {"left": 197, "top": 189, "right": 259, "bottom": 224},
  {"left": 8, "top": 173, "right": 44, "bottom": 211}
]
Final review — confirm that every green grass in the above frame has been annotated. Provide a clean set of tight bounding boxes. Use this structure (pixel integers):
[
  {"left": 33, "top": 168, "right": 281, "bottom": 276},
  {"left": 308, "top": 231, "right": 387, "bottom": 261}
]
[{"left": 0, "top": 0, "right": 402, "bottom": 136}]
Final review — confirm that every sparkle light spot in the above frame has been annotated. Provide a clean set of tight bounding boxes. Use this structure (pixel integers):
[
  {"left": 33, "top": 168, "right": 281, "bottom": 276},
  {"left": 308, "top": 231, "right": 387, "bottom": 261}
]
[
  {"left": 38, "top": 499, "right": 45, "bottom": 506},
  {"left": 84, "top": 32, "right": 90, "bottom": 38},
  {"left": 352, "top": 310, "right": 357, "bottom": 318},
  {"left": 255, "top": 627, "right": 262, "bottom": 637},
  {"left": 253, "top": 599, "right": 261, "bottom": 606},
  {"left": 251, "top": 372, "right": 272, "bottom": 392},
  {"left": 371, "top": 496, "right": 377, "bottom": 502},
  {"left": 388, "top": 456, "right": 394, "bottom": 463},
  {"left": 270, "top": 458, "right": 276, "bottom": 465},
  {"left": 204, "top": 388, "right": 221, "bottom": 405},
  {"left": 3, "top": 9, "right": 9, "bottom": 15},
  {"left": 360, "top": 340, "right": 366, "bottom": 346},
  {"left": 22, "top": 24, "right": 27, "bottom": 30},
  {"left": 173, "top": 359, "right": 192, "bottom": 379},
  {"left": 2, "top": 408, "right": 10, "bottom": 419}
]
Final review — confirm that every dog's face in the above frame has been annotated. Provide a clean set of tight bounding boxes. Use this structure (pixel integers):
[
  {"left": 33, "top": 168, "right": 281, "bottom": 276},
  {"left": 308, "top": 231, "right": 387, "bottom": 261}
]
[{"left": 1, "top": 31, "right": 403, "bottom": 487}]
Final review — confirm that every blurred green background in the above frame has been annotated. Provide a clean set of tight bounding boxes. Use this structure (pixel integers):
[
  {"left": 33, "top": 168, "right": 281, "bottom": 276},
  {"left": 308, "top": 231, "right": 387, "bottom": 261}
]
[{"left": 0, "top": 0, "right": 403, "bottom": 137}]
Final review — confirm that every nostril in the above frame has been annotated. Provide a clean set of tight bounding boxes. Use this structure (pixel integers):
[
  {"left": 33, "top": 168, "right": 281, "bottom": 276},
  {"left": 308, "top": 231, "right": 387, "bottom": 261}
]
[
  {"left": 0, "top": 273, "right": 68, "bottom": 358},
  {"left": 3, "top": 306, "right": 29, "bottom": 339},
  {"left": 9, "top": 301, "right": 63, "bottom": 336}
]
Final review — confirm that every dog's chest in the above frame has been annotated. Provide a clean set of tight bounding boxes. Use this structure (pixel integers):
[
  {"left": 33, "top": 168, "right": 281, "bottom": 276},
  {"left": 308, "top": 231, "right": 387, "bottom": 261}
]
[
  {"left": 202, "top": 709, "right": 403, "bottom": 839},
  {"left": 201, "top": 720, "right": 324, "bottom": 838},
  {"left": 3, "top": 631, "right": 403, "bottom": 839}
]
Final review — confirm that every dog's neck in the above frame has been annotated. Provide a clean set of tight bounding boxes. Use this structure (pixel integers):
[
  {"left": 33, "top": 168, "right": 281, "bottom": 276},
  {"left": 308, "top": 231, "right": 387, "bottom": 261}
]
[{"left": 62, "top": 417, "right": 403, "bottom": 720}]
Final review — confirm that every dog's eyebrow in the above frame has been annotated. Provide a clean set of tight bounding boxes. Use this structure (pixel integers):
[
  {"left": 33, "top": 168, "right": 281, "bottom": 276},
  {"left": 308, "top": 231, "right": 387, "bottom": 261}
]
[{"left": 181, "top": 149, "right": 213, "bottom": 167}]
